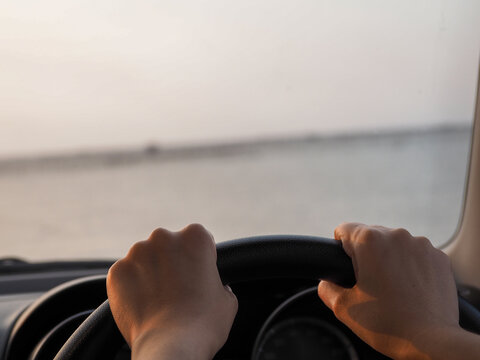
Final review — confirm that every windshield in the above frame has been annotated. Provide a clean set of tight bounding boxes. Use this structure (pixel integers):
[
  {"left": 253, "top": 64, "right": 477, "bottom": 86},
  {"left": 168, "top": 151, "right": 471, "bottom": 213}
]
[{"left": 1, "top": 1, "right": 479, "bottom": 260}]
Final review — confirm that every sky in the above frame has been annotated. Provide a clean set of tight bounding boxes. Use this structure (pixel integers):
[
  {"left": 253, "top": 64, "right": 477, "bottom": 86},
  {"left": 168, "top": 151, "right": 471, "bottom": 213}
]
[{"left": 1, "top": 0, "right": 479, "bottom": 158}]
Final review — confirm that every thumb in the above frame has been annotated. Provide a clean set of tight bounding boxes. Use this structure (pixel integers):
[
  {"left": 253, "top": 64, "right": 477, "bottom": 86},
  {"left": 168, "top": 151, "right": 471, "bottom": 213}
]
[{"left": 317, "top": 280, "right": 348, "bottom": 314}]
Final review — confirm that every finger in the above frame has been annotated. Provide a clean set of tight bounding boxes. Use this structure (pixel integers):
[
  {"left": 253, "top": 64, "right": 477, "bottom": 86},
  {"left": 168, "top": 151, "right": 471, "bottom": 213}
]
[
  {"left": 149, "top": 227, "right": 174, "bottom": 241},
  {"left": 334, "top": 222, "right": 366, "bottom": 241},
  {"left": 181, "top": 223, "right": 217, "bottom": 260},
  {"left": 317, "top": 280, "right": 348, "bottom": 313},
  {"left": 224, "top": 285, "right": 237, "bottom": 299},
  {"left": 368, "top": 225, "right": 393, "bottom": 234},
  {"left": 334, "top": 222, "right": 365, "bottom": 258},
  {"left": 125, "top": 239, "right": 149, "bottom": 259},
  {"left": 224, "top": 285, "right": 239, "bottom": 313}
]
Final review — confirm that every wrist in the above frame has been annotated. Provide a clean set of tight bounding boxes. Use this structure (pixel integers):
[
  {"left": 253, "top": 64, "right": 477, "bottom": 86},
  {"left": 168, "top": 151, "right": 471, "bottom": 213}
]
[{"left": 131, "top": 323, "right": 217, "bottom": 360}]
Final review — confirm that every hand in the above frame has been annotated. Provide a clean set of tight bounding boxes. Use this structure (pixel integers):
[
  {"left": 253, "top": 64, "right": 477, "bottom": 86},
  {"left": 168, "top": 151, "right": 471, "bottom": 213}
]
[
  {"left": 107, "top": 224, "right": 238, "bottom": 360},
  {"left": 317, "top": 223, "right": 463, "bottom": 359}
]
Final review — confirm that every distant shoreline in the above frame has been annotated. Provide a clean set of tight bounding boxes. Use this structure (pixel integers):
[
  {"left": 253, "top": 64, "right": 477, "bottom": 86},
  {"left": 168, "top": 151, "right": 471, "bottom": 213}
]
[{"left": 0, "top": 124, "right": 471, "bottom": 174}]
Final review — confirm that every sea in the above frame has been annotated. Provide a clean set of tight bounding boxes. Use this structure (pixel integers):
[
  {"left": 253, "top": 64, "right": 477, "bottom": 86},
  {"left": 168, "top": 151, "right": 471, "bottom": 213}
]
[{"left": 0, "top": 127, "right": 472, "bottom": 261}]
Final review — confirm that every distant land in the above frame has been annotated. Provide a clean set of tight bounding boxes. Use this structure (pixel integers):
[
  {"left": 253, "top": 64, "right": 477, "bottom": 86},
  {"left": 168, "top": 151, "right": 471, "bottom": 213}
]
[{"left": 0, "top": 124, "right": 471, "bottom": 174}]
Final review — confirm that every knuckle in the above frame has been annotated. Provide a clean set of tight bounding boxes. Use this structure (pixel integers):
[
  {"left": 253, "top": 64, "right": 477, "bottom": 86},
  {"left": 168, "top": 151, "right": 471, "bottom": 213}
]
[
  {"left": 416, "top": 236, "right": 432, "bottom": 248},
  {"left": 126, "top": 240, "right": 148, "bottom": 258},
  {"left": 229, "top": 292, "right": 239, "bottom": 311},
  {"left": 107, "top": 258, "right": 130, "bottom": 283},
  {"left": 355, "top": 226, "right": 380, "bottom": 242},
  {"left": 148, "top": 228, "right": 176, "bottom": 249},
  {"left": 183, "top": 223, "right": 208, "bottom": 236},
  {"left": 149, "top": 227, "right": 171, "bottom": 241},
  {"left": 181, "top": 223, "right": 214, "bottom": 250},
  {"left": 330, "top": 292, "right": 347, "bottom": 317},
  {"left": 335, "top": 222, "right": 349, "bottom": 234},
  {"left": 331, "top": 300, "right": 344, "bottom": 317},
  {"left": 391, "top": 227, "right": 412, "bottom": 239},
  {"left": 107, "top": 260, "right": 121, "bottom": 282}
]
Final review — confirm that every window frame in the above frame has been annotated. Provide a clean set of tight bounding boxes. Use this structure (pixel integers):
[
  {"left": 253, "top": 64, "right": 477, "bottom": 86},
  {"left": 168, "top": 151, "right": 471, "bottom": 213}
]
[{"left": 445, "top": 63, "right": 480, "bottom": 288}]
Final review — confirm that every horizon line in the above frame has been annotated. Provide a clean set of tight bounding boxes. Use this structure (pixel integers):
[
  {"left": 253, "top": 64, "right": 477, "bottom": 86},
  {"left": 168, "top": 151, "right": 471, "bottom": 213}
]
[{"left": 0, "top": 123, "right": 471, "bottom": 167}]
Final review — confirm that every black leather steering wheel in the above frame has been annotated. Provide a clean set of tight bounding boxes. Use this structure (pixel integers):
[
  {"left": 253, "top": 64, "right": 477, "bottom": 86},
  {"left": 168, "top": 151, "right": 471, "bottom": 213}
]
[{"left": 53, "top": 235, "right": 480, "bottom": 359}]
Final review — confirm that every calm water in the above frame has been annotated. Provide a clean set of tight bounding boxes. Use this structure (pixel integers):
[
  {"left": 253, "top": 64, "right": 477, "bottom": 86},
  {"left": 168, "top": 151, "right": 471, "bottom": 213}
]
[{"left": 0, "top": 128, "right": 472, "bottom": 260}]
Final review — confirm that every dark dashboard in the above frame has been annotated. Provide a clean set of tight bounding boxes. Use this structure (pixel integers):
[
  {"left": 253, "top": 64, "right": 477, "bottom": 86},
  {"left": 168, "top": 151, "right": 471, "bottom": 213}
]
[
  {"left": 218, "top": 279, "right": 389, "bottom": 360},
  {"left": 0, "top": 264, "right": 392, "bottom": 360}
]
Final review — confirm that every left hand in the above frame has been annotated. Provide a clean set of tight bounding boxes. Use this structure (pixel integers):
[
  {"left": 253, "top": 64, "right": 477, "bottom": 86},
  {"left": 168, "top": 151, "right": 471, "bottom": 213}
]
[{"left": 107, "top": 224, "right": 238, "bottom": 360}]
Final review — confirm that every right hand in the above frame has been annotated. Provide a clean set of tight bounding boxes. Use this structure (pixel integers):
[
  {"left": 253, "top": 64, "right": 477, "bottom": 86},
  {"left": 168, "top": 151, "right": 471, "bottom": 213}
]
[{"left": 317, "top": 223, "right": 461, "bottom": 359}]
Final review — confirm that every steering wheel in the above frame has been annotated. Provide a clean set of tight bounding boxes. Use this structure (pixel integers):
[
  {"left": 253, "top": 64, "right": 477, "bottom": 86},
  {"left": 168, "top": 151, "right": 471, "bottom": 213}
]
[{"left": 52, "top": 235, "right": 480, "bottom": 359}]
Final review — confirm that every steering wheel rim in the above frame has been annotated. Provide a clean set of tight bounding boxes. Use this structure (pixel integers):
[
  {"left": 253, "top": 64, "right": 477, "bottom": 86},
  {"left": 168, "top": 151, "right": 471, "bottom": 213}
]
[{"left": 52, "top": 235, "right": 480, "bottom": 359}]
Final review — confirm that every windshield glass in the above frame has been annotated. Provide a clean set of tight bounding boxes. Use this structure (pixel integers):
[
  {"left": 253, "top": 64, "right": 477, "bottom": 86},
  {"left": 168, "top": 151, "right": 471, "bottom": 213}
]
[{"left": 1, "top": 1, "right": 479, "bottom": 260}]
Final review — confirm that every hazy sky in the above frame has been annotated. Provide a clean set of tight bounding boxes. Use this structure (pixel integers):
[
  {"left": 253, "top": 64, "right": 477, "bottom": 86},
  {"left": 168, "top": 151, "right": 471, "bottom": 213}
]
[{"left": 1, "top": 0, "right": 479, "bottom": 157}]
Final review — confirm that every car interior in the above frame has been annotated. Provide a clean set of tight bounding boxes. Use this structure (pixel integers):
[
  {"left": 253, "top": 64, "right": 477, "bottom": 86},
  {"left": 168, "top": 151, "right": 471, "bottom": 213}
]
[{"left": 1, "top": 2, "right": 480, "bottom": 360}]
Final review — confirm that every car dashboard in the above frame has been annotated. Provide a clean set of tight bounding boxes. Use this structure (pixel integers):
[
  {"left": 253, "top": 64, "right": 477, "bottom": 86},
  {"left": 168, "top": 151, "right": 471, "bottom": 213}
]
[
  {"left": 0, "top": 263, "right": 399, "bottom": 360},
  {"left": 218, "top": 279, "right": 389, "bottom": 360}
]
